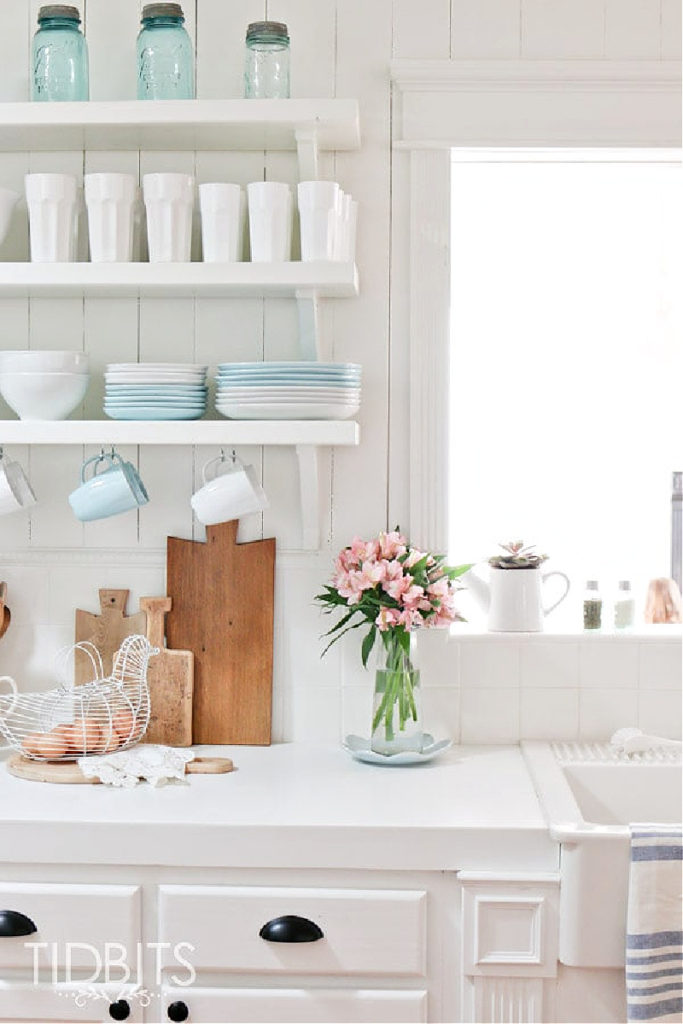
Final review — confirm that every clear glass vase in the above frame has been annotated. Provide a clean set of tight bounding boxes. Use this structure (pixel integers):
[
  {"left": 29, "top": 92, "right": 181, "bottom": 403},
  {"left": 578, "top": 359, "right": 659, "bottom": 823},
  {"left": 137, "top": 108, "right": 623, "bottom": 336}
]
[{"left": 371, "top": 631, "right": 422, "bottom": 755}]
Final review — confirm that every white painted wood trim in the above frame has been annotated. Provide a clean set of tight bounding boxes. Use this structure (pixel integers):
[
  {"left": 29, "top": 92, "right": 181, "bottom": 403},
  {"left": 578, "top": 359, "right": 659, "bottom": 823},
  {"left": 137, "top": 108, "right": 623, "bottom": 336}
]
[
  {"left": 407, "top": 148, "right": 451, "bottom": 553},
  {"left": 391, "top": 59, "right": 681, "bottom": 93}
]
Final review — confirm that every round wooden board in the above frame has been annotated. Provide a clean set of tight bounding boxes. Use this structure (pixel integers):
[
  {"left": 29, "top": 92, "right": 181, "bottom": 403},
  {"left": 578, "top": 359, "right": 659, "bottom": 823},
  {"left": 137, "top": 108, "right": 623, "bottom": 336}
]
[{"left": 7, "top": 753, "right": 234, "bottom": 784}]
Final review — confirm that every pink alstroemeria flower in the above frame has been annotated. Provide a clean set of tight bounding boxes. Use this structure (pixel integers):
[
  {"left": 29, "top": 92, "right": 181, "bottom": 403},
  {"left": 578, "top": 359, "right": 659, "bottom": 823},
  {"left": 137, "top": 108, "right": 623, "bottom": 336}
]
[
  {"left": 378, "top": 530, "right": 407, "bottom": 560},
  {"left": 376, "top": 606, "right": 401, "bottom": 631}
]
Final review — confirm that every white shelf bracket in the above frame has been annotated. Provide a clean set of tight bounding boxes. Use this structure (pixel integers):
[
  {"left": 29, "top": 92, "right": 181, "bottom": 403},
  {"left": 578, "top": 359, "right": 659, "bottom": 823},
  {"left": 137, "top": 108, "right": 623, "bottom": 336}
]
[
  {"left": 295, "top": 128, "right": 320, "bottom": 181},
  {"left": 295, "top": 444, "right": 320, "bottom": 550},
  {"left": 296, "top": 289, "right": 321, "bottom": 361}
]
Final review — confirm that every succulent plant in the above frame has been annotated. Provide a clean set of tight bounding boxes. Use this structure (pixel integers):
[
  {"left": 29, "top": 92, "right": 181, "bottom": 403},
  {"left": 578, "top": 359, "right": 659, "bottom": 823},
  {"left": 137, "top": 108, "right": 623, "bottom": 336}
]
[{"left": 488, "top": 540, "right": 548, "bottom": 570}]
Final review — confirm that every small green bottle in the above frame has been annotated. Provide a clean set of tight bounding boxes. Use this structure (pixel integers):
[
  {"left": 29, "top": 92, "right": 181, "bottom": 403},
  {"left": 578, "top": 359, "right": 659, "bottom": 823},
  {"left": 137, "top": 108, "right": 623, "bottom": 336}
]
[{"left": 583, "top": 580, "right": 602, "bottom": 630}]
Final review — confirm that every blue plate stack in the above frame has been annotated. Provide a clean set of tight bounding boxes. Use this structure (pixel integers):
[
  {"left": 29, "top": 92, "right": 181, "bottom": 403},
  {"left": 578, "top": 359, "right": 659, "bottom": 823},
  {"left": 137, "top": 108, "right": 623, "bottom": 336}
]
[
  {"left": 104, "top": 363, "right": 209, "bottom": 420},
  {"left": 214, "top": 362, "right": 362, "bottom": 420}
]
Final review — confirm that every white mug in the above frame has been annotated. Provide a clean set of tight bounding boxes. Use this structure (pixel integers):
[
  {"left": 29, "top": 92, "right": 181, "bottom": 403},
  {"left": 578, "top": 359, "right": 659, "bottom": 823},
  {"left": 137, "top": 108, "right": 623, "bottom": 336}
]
[
  {"left": 0, "top": 451, "right": 36, "bottom": 516},
  {"left": 191, "top": 453, "right": 269, "bottom": 525},
  {"left": 84, "top": 173, "right": 137, "bottom": 263},
  {"left": 247, "top": 181, "right": 292, "bottom": 262},
  {"left": 25, "top": 173, "right": 78, "bottom": 263},
  {"left": 142, "top": 173, "right": 194, "bottom": 263},
  {"left": 297, "top": 180, "right": 340, "bottom": 262},
  {"left": 199, "top": 183, "right": 245, "bottom": 263}
]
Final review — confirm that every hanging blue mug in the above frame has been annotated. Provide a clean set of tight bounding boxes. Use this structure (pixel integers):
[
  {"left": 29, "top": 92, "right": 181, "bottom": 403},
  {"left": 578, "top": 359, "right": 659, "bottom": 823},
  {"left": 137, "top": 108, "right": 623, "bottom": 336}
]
[{"left": 68, "top": 451, "right": 149, "bottom": 522}]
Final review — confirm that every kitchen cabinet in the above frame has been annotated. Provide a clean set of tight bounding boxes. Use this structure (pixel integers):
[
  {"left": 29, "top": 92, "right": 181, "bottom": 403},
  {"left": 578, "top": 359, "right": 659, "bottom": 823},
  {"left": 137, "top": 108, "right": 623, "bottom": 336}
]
[{"left": 0, "top": 98, "right": 362, "bottom": 548}]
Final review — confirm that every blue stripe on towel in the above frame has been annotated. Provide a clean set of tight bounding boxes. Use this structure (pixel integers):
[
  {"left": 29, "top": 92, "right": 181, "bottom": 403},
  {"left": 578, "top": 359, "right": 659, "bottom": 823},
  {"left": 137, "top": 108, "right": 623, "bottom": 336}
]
[
  {"left": 628, "top": 983, "right": 683, "bottom": 998},
  {"left": 629, "top": 932, "right": 683, "bottom": 949},
  {"left": 628, "top": 969, "right": 683, "bottom": 981},
  {"left": 633, "top": 846, "right": 683, "bottom": 862},
  {"left": 628, "top": 999, "right": 683, "bottom": 1021}
]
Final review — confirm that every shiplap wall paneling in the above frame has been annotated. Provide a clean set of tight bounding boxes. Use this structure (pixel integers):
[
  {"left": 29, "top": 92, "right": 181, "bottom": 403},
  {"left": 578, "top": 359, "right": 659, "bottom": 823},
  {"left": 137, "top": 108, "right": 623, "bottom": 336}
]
[
  {"left": 521, "top": 0, "right": 606, "bottom": 58},
  {"left": 333, "top": 0, "right": 391, "bottom": 551},
  {"left": 451, "top": 0, "right": 521, "bottom": 58}
]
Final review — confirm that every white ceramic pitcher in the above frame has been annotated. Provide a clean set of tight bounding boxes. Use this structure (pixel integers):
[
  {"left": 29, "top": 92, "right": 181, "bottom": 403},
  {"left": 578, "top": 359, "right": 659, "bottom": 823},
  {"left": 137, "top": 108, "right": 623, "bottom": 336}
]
[{"left": 465, "top": 565, "right": 570, "bottom": 632}]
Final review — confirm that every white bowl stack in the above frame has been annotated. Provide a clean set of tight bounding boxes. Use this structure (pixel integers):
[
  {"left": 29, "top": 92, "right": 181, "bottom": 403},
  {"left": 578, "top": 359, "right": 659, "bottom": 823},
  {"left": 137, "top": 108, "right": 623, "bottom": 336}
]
[
  {"left": 214, "top": 362, "right": 362, "bottom": 420},
  {"left": 0, "top": 350, "right": 89, "bottom": 420},
  {"left": 104, "top": 363, "right": 208, "bottom": 421}
]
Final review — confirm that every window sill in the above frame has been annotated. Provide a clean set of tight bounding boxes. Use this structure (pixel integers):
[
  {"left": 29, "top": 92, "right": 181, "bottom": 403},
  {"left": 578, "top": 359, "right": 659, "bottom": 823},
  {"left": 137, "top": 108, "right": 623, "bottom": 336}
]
[{"left": 449, "top": 624, "right": 682, "bottom": 643}]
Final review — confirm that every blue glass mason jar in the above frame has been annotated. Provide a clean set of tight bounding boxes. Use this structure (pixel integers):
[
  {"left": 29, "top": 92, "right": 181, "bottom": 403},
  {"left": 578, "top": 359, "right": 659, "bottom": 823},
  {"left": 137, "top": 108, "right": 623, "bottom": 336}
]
[
  {"left": 244, "top": 22, "right": 290, "bottom": 99},
  {"left": 137, "top": 3, "right": 194, "bottom": 101},
  {"left": 31, "top": 5, "right": 89, "bottom": 102}
]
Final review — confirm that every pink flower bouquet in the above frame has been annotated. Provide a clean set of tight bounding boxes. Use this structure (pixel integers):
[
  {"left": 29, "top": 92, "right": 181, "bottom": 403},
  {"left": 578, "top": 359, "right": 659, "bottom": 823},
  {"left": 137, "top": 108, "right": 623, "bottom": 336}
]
[{"left": 316, "top": 530, "right": 471, "bottom": 752}]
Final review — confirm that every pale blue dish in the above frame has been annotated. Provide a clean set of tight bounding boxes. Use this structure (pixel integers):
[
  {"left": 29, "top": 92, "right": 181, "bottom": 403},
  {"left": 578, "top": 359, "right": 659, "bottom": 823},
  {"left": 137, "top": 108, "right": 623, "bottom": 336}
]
[
  {"left": 104, "top": 406, "right": 206, "bottom": 420},
  {"left": 342, "top": 734, "right": 453, "bottom": 766},
  {"left": 217, "top": 361, "right": 361, "bottom": 372},
  {"left": 106, "top": 386, "right": 208, "bottom": 396},
  {"left": 215, "top": 376, "right": 360, "bottom": 387}
]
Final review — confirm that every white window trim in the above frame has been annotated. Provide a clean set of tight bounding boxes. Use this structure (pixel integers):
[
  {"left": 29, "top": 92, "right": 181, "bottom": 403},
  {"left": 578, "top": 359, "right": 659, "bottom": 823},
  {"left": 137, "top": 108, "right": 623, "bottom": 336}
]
[{"left": 388, "top": 59, "right": 682, "bottom": 553}]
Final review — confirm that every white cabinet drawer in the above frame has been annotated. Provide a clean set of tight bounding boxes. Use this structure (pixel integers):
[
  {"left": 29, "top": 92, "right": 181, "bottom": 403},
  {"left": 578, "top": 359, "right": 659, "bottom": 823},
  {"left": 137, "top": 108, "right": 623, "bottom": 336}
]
[
  {"left": 159, "top": 985, "right": 428, "bottom": 1024},
  {"left": 159, "top": 885, "right": 427, "bottom": 976},
  {"left": 0, "top": 982, "right": 143, "bottom": 1023},
  {"left": 0, "top": 883, "right": 140, "bottom": 971}
]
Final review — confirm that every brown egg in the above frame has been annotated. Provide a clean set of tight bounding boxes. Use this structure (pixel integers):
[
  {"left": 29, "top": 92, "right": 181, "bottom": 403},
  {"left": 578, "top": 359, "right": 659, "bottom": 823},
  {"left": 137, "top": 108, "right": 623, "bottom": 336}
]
[
  {"left": 98, "top": 724, "right": 122, "bottom": 753},
  {"left": 67, "top": 717, "right": 102, "bottom": 754},
  {"left": 23, "top": 731, "right": 67, "bottom": 759},
  {"left": 111, "top": 709, "right": 136, "bottom": 743}
]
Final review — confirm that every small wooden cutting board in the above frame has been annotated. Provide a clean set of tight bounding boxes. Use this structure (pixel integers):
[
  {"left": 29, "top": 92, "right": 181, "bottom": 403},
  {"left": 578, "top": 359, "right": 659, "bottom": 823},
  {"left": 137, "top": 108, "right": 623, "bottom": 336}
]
[
  {"left": 166, "top": 520, "right": 275, "bottom": 745},
  {"left": 7, "top": 754, "right": 233, "bottom": 784},
  {"left": 75, "top": 590, "right": 147, "bottom": 684},
  {"left": 139, "top": 597, "right": 193, "bottom": 747}
]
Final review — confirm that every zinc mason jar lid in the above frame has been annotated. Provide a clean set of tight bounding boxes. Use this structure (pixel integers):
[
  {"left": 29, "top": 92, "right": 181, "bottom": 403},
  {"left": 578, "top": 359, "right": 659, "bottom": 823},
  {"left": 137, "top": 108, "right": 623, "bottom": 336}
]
[
  {"left": 141, "top": 3, "right": 185, "bottom": 22},
  {"left": 246, "top": 21, "right": 289, "bottom": 43},
  {"left": 37, "top": 5, "right": 81, "bottom": 22}
]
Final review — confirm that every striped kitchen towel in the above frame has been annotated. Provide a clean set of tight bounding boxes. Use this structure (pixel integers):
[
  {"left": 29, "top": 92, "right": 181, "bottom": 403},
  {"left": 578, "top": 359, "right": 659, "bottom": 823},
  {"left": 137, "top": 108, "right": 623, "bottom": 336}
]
[{"left": 627, "top": 824, "right": 683, "bottom": 1023}]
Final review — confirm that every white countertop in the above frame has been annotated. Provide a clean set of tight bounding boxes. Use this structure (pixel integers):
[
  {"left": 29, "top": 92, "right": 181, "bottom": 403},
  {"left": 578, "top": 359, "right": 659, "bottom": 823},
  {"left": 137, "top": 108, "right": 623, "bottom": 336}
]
[{"left": 0, "top": 743, "right": 557, "bottom": 872}]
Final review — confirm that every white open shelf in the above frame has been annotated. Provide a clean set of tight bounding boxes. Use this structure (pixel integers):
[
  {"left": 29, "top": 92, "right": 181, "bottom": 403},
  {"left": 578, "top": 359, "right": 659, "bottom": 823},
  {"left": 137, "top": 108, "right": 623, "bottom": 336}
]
[
  {"left": 0, "top": 261, "right": 359, "bottom": 299},
  {"left": 0, "top": 99, "right": 360, "bottom": 153},
  {"left": 0, "top": 419, "right": 359, "bottom": 447}
]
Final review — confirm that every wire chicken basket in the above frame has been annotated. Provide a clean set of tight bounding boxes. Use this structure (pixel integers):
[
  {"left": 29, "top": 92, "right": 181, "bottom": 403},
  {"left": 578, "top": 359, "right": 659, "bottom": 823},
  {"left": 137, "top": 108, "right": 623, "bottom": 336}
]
[{"left": 0, "top": 635, "right": 158, "bottom": 762}]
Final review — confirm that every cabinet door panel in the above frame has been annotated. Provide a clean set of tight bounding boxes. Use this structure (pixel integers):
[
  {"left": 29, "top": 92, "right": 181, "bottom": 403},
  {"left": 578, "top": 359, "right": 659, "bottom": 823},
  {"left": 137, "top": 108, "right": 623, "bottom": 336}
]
[
  {"left": 159, "top": 985, "right": 428, "bottom": 1024},
  {"left": 0, "top": 883, "right": 139, "bottom": 971},
  {"left": 159, "top": 884, "right": 426, "bottom": 976}
]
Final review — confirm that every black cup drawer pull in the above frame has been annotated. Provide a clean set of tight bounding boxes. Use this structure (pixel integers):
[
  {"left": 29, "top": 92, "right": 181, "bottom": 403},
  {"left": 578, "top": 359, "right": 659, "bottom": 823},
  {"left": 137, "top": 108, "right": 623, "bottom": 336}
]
[
  {"left": 0, "top": 910, "right": 37, "bottom": 937},
  {"left": 259, "top": 914, "right": 324, "bottom": 943},
  {"left": 108, "top": 1000, "right": 130, "bottom": 1021},
  {"left": 167, "top": 1001, "right": 189, "bottom": 1022}
]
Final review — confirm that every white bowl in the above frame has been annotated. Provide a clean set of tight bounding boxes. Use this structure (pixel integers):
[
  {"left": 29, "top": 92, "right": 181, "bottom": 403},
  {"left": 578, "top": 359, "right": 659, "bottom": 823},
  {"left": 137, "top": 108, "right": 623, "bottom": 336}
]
[
  {"left": 0, "top": 187, "right": 20, "bottom": 246},
  {"left": 0, "top": 350, "right": 89, "bottom": 374},
  {"left": 0, "top": 371, "right": 90, "bottom": 420}
]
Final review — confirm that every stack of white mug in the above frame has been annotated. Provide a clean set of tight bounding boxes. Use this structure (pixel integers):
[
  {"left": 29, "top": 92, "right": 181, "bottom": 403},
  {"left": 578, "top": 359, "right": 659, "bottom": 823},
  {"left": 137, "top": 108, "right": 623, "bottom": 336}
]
[{"left": 23, "top": 173, "right": 357, "bottom": 264}]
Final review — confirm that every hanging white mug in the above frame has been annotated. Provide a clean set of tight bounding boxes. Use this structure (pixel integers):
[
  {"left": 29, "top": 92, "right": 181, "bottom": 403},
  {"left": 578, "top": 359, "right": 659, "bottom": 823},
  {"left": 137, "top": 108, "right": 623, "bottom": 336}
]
[{"left": 191, "top": 453, "right": 269, "bottom": 525}]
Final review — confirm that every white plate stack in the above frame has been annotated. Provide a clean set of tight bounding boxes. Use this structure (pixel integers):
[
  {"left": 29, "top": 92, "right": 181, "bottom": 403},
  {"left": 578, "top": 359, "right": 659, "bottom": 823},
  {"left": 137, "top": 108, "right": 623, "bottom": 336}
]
[
  {"left": 104, "top": 363, "right": 208, "bottom": 421},
  {"left": 214, "top": 362, "right": 362, "bottom": 420}
]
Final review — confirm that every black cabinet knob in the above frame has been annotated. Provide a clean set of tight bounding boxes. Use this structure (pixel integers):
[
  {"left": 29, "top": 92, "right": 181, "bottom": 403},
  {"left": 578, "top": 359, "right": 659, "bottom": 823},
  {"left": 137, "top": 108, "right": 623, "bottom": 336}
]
[
  {"left": 0, "top": 910, "right": 37, "bottom": 937},
  {"left": 108, "top": 1000, "right": 130, "bottom": 1021},
  {"left": 259, "top": 914, "right": 324, "bottom": 943},
  {"left": 168, "top": 1001, "right": 189, "bottom": 1022}
]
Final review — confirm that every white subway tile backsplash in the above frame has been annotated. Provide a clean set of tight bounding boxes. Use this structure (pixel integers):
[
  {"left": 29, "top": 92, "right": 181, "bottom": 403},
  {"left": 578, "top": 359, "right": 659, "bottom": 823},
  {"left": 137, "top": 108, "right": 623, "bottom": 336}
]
[
  {"left": 637, "top": 690, "right": 683, "bottom": 740},
  {"left": 460, "top": 687, "right": 520, "bottom": 743},
  {"left": 639, "top": 642, "right": 682, "bottom": 691},
  {"left": 285, "top": 685, "right": 342, "bottom": 744},
  {"left": 418, "top": 628, "right": 458, "bottom": 686},
  {"left": 521, "top": 688, "right": 579, "bottom": 740},
  {"left": 421, "top": 686, "right": 461, "bottom": 741},
  {"left": 520, "top": 642, "right": 580, "bottom": 689},
  {"left": 579, "top": 640, "right": 639, "bottom": 689},
  {"left": 459, "top": 640, "right": 520, "bottom": 689},
  {"left": 579, "top": 687, "right": 639, "bottom": 740}
]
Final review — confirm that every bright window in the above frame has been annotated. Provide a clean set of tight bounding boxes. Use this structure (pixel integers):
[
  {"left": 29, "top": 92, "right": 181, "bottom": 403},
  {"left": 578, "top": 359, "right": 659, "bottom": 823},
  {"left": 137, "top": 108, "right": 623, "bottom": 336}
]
[{"left": 449, "top": 152, "right": 682, "bottom": 625}]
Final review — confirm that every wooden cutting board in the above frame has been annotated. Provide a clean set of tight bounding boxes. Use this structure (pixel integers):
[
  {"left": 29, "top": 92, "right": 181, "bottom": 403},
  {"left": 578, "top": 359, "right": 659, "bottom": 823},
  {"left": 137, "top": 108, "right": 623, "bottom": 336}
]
[
  {"left": 74, "top": 589, "right": 147, "bottom": 685},
  {"left": 166, "top": 520, "right": 275, "bottom": 745},
  {"left": 139, "top": 597, "right": 193, "bottom": 747},
  {"left": 7, "top": 754, "right": 233, "bottom": 784}
]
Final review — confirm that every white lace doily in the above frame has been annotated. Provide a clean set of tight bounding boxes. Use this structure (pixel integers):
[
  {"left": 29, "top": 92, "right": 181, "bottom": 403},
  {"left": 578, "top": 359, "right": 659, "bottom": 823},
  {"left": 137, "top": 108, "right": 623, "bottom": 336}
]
[{"left": 78, "top": 744, "right": 195, "bottom": 788}]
